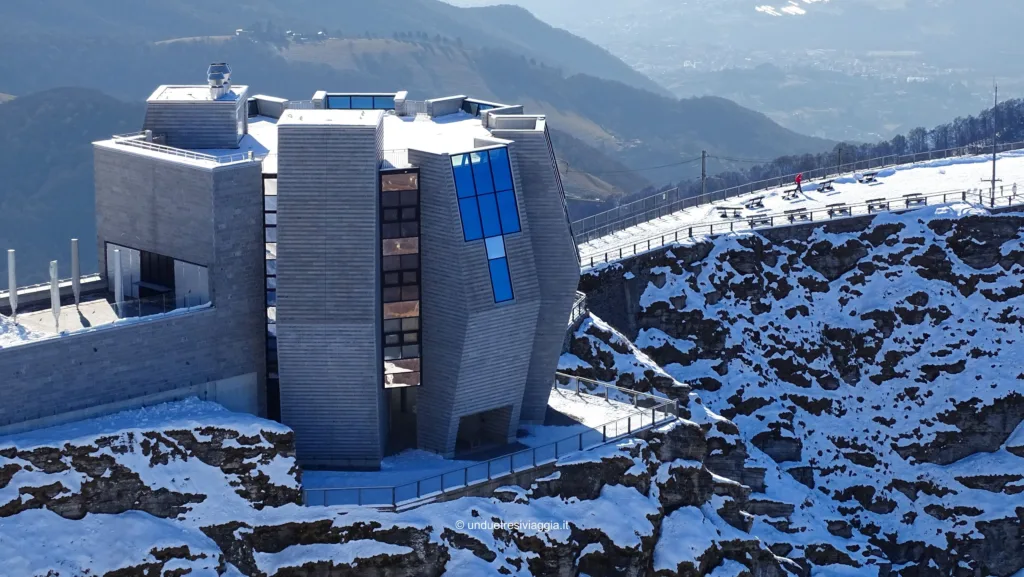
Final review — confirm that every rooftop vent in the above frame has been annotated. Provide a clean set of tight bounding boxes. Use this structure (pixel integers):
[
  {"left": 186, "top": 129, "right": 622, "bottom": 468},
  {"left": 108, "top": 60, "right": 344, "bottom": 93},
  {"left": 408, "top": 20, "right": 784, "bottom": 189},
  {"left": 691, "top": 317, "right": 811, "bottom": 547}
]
[{"left": 207, "top": 63, "right": 232, "bottom": 100}]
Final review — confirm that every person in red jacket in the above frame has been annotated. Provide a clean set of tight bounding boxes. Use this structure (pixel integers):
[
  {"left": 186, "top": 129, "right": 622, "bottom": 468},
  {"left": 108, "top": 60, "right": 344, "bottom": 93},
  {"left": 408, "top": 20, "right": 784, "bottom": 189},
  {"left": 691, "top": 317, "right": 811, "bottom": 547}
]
[{"left": 795, "top": 172, "right": 803, "bottom": 193}]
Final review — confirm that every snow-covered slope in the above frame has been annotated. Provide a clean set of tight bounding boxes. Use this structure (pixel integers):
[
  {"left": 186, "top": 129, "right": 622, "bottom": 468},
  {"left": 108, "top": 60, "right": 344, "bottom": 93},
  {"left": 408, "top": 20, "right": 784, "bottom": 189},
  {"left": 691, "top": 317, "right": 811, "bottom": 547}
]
[
  {"left": 581, "top": 150, "right": 1024, "bottom": 263},
  {"left": 0, "top": 396, "right": 801, "bottom": 576},
  {"left": 576, "top": 203, "right": 1024, "bottom": 575}
]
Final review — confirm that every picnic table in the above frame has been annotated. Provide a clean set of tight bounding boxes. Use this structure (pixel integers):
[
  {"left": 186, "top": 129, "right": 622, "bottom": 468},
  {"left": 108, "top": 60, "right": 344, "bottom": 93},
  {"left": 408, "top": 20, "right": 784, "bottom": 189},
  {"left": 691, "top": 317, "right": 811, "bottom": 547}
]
[
  {"left": 859, "top": 171, "right": 879, "bottom": 184},
  {"left": 904, "top": 193, "right": 927, "bottom": 208},
  {"left": 785, "top": 208, "right": 810, "bottom": 223},
  {"left": 866, "top": 198, "right": 889, "bottom": 213},
  {"left": 827, "top": 203, "right": 851, "bottom": 217},
  {"left": 748, "top": 216, "right": 772, "bottom": 228},
  {"left": 718, "top": 206, "right": 743, "bottom": 219},
  {"left": 818, "top": 179, "right": 836, "bottom": 192},
  {"left": 745, "top": 196, "right": 765, "bottom": 210}
]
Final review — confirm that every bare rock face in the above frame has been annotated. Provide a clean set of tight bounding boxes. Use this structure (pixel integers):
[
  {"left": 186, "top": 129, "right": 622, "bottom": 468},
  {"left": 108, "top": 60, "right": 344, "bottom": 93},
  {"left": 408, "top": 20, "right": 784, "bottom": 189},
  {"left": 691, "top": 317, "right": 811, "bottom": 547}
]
[{"left": 579, "top": 205, "right": 1024, "bottom": 576}]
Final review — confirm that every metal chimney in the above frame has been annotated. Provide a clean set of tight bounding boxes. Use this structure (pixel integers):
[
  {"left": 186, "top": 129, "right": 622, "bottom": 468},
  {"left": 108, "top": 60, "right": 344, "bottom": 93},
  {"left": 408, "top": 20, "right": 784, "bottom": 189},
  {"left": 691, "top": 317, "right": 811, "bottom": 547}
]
[
  {"left": 7, "top": 249, "right": 16, "bottom": 322},
  {"left": 71, "top": 239, "right": 81, "bottom": 308},
  {"left": 50, "top": 260, "right": 60, "bottom": 333},
  {"left": 207, "top": 63, "right": 232, "bottom": 100}
]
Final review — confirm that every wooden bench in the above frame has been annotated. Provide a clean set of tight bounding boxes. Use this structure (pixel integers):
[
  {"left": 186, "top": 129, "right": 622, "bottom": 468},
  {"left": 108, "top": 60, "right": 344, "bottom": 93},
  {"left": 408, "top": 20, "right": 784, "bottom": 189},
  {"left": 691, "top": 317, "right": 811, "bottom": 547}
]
[
  {"left": 859, "top": 171, "right": 879, "bottom": 184},
  {"left": 718, "top": 206, "right": 743, "bottom": 219},
  {"left": 745, "top": 196, "right": 765, "bottom": 210},
  {"left": 904, "top": 194, "right": 927, "bottom": 208},
  {"left": 866, "top": 198, "right": 889, "bottom": 213},
  {"left": 784, "top": 208, "right": 810, "bottom": 223},
  {"left": 748, "top": 216, "right": 772, "bottom": 228},
  {"left": 827, "top": 203, "right": 851, "bottom": 217},
  {"left": 782, "top": 187, "right": 800, "bottom": 200},
  {"left": 818, "top": 179, "right": 836, "bottom": 193}
]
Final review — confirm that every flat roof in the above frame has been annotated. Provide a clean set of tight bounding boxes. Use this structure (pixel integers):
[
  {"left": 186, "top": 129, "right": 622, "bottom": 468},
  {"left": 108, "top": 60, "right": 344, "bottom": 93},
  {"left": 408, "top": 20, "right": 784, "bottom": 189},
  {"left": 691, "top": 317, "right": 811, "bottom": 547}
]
[
  {"left": 381, "top": 111, "right": 499, "bottom": 156},
  {"left": 277, "top": 109, "right": 384, "bottom": 127},
  {"left": 148, "top": 84, "right": 248, "bottom": 103}
]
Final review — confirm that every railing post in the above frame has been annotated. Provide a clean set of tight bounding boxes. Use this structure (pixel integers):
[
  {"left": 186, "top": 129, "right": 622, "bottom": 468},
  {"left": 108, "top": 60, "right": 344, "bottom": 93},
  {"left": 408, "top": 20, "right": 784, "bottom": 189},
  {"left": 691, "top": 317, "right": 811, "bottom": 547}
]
[
  {"left": 603, "top": 424, "right": 606, "bottom": 443},
  {"left": 392, "top": 487, "right": 397, "bottom": 507},
  {"left": 358, "top": 490, "right": 362, "bottom": 506},
  {"left": 628, "top": 416, "right": 632, "bottom": 433},
  {"left": 417, "top": 479, "right": 421, "bottom": 496},
  {"left": 486, "top": 461, "right": 491, "bottom": 480},
  {"left": 579, "top": 434, "right": 583, "bottom": 451},
  {"left": 464, "top": 468, "right": 468, "bottom": 487}
]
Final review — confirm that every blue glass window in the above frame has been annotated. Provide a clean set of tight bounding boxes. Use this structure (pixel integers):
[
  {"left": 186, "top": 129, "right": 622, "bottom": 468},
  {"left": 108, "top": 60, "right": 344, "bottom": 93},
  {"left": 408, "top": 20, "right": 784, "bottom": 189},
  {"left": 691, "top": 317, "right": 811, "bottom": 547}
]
[
  {"left": 325, "top": 96, "right": 351, "bottom": 109},
  {"left": 478, "top": 194, "right": 501, "bottom": 238},
  {"left": 452, "top": 155, "right": 475, "bottom": 198},
  {"left": 490, "top": 148, "right": 514, "bottom": 192},
  {"left": 488, "top": 258, "right": 514, "bottom": 303},
  {"left": 459, "top": 197, "right": 483, "bottom": 241},
  {"left": 450, "top": 146, "right": 522, "bottom": 303},
  {"left": 470, "top": 152, "right": 494, "bottom": 194},
  {"left": 496, "top": 190, "right": 520, "bottom": 234},
  {"left": 485, "top": 236, "right": 505, "bottom": 259},
  {"left": 351, "top": 96, "right": 374, "bottom": 109},
  {"left": 374, "top": 96, "right": 396, "bottom": 110}
]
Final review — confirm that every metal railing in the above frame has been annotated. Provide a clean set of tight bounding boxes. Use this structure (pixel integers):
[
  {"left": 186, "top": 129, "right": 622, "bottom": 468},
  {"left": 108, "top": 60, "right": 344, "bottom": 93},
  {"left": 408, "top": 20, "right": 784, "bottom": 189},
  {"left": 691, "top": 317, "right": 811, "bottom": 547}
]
[
  {"left": 400, "top": 100, "right": 428, "bottom": 115},
  {"left": 111, "top": 137, "right": 265, "bottom": 165},
  {"left": 380, "top": 149, "right": 411, "bottom": 169},
  {"left": 568, "top": 291, "right": 588, "bottom": 328},
  {"left": 285, "top": 100, "right": 316, "bottom": 110},
  {"left": 580, "top": 185, "right": 1024, "bottom": 268},
  {"left": 302, "top": 375, "right": 678, "bottom": 510},
  {"left": 113, "top": 293, "right": 208, "bottom": 320},
  {"left": 572, "top": 141, "right": 1024, "bottom": 244}
]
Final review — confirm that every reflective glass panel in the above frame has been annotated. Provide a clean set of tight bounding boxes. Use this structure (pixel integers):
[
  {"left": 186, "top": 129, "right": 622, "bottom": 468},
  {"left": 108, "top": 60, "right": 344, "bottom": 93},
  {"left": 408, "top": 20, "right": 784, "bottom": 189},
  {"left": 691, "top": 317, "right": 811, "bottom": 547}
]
[
  {"left": 451, "top": 155, "right": 475, "bottom": 198},
  {"left": 325, "top": 96, "right": 351, "bottom": 109},
  {"left": 485, "top": 236, "right": 505, "bottom": 260},
  {"left": 374, "top": 96, "right": 396, "bottom": 110},
  {"left": 490, "top": 147, "right": 514, "bottom": 192},
  {"left": 351, "top": 96, "right": 374, "bottom": 109},
  {"left": 477, "top": 194, "right": 501, "bottom": 238},
  {"left": 488, "top": 258, "right": 514, "bottom": 303},
  {"left": 470, "top": 151, "right": 494, "bottom": 194},
  {"left": 458, "top": 197, "right": 483, "bottom": 241},
  {"left": 496, "top": 190, "right": 521, "bottom": 234}
]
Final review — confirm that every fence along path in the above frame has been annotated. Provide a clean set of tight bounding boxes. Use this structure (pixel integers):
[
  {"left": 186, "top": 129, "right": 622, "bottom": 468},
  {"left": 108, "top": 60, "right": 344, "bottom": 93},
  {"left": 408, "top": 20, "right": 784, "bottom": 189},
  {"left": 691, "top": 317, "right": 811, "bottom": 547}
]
[
  {"left": 579, "top": 186, "right": 1024, "bottom": 268},
  {"left": 302, "top": 373, "right": 678, "bottom": 511},
  {"left": 572, "top": 141, "right": 1024, "bottom": 245}
]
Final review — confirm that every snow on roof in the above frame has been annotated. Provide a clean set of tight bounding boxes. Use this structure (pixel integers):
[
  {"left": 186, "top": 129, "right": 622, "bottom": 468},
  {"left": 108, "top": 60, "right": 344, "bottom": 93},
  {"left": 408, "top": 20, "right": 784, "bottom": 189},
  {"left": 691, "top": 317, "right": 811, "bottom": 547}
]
[
  {"left": 149, "top": 84, "right": 247, "bottom": 103},
  {"left": 277, "top": 108, "right": 384, "bottom": 127},
  {"left": 381, "top": 111, "right": 498, "bottom": 156},
  {"left": 0, "top": 313, "right": 45, "bottom": 349},
  {"left": 581, "top": 149, "right": 1024, "bottom": 262}
]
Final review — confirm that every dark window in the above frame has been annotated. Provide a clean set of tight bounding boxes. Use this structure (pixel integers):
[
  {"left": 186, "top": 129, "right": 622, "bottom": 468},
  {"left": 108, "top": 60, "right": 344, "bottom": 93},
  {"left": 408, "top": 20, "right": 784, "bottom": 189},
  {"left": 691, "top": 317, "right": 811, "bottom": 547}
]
[{"left": 380, "top": 168, "right": 421, "bottom": 388}]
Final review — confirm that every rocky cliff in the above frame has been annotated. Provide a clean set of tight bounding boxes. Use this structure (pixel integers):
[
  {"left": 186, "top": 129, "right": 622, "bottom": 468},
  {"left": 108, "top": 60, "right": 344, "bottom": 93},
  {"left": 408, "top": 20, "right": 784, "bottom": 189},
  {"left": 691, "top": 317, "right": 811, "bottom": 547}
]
[
  {"left": 1, "top": 396, "right": 803, "bottom": 576},
  {"left": 572, "top": 203, "right": 1024, "bottom": 576}
]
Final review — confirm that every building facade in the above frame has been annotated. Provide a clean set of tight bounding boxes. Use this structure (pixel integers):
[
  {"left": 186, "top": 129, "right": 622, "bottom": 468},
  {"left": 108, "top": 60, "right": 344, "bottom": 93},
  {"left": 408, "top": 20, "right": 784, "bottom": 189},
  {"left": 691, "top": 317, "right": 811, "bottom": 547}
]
[{"left": 0, "top": 64, "right": 580, "bottom": 469}]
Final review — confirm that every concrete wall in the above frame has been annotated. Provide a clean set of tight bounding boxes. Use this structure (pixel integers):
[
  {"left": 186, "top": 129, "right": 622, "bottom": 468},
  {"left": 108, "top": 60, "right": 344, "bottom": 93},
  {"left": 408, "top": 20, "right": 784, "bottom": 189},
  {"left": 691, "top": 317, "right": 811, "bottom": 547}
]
[
  {"left": 491, "top": 125, "right": 580, "bottom": 423},
  {"left": 426, "top": 96, "right": 466, "bottom": 119},
  {"left": 143, "top": 92, "right": 248, "bottom": 150},
  {"left": 0, "top": 147, "right": 266, "bottom": 430},
  {"left": 275, "top": 118, "right": 385, "bottom": 469},
  {"left": 412, "top": 149, "right": 541, "bottom": 457}
]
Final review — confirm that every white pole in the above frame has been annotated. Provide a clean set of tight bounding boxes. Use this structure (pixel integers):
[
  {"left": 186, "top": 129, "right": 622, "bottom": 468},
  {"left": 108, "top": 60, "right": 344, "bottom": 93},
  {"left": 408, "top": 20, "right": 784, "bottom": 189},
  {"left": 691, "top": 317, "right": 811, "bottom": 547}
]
[
  {"left": 7, "top": 250, "right": 16, "bottom": 322},
  {"left": 71, "top": 239, "right": 81, "bottom": 308},
  {"left": 50, "top": 260, "right": 60, "bottom": 333},
  {"left": 113, "top": 249, "right": 124, "bottom": 318}
]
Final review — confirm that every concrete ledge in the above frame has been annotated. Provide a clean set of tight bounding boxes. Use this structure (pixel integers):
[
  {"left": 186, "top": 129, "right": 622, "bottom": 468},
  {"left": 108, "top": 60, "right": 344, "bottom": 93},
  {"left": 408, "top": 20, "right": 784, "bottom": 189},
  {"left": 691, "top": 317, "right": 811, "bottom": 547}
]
[{"left": 0, "top": 275, "right": 105, "bottom": 315}]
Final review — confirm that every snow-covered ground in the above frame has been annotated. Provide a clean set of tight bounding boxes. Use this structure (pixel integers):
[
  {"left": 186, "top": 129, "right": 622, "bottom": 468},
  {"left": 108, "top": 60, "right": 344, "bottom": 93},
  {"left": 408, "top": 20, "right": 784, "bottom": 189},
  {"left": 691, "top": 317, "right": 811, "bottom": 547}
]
[
  {"left": 580, "top": 149, "right": 1024, "bottom": 263},
  {"left": 303, "top": 386, "right": 659, "bottom": 494}
]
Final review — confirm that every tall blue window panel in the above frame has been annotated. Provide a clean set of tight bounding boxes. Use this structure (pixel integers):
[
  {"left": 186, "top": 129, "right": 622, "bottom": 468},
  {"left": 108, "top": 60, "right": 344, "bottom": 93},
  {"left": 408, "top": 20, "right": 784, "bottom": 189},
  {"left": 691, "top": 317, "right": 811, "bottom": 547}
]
[
  {"left": 451, "top": 147, "right": 522, "bottom": 303},
  {"left": 485, "top": 236, "right": 514, "bottom": 303}
]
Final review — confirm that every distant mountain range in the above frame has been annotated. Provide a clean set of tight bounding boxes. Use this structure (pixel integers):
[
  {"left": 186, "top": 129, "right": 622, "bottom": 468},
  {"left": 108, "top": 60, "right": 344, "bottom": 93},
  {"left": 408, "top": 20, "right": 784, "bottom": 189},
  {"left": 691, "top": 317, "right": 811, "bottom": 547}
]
[{"left": 0, "top": 0, "right": 836, "bottom": 282}]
